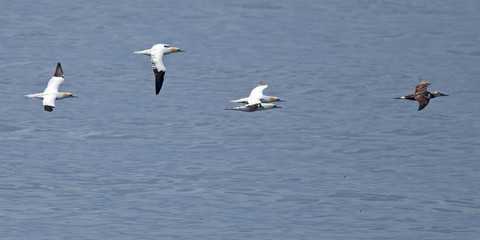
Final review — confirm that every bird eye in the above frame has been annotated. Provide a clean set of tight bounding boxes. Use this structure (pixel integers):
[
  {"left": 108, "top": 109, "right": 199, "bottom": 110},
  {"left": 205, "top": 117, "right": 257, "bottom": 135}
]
[{"left": 164, "top": 45, "right": 170, "bottom": 48}]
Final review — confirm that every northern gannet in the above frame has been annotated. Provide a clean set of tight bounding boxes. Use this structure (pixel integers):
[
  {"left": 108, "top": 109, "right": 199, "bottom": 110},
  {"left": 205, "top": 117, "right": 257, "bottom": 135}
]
[
  {"left": 134, "top": 44, "right": 185, "bottom": 95},
  {"left": 25, "top": 63, "right": 77, "bottom": 112},
  {"left": 395, "top": 79, "right": 448, "bottom": 111},
  {"left": 227, "top": 81, "right": 282, "bottom": 112},
  {"left": 230, "top": 81, "right": 284, "bottom": 103}
]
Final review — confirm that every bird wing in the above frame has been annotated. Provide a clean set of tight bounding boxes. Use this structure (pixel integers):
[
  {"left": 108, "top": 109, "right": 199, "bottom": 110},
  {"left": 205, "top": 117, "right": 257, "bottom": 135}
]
[
  {"left": 53, "top": 62, "right": 64, "bottom": 77},
  {"left": 401, "top": 93, "right": 416, "bottom": 100},
  {"left": 415, "top": 81, "right": 430, "bottom": 94},
  {"left": 42, "top": 93, "right": 56, "bottom": 111},
  {"left": 150, "top": 50, "right": 167, "bottom": 95},
  {"left": 43, "top": 76, "right": 64, "bottom": 93},
  {"left": 150, "top": 50, "right": 166, "bottom": 71},
  {"left": 247, "top": 84, "right": 268, "bottom": 104},
  {"left": 414, "top": 93, "right": 430, "bottom": 111},
  {"left": 153, "top": 69, "right": 165, "bottom": 95}
]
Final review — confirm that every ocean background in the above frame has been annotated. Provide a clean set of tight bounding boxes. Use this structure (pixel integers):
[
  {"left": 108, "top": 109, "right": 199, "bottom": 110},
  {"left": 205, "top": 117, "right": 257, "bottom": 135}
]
[{"left": 0, "top": 0, "right": 479, "bottom": 239}]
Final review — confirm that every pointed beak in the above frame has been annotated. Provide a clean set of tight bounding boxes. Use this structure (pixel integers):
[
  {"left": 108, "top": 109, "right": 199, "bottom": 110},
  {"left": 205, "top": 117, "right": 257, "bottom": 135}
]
[
  {"left": 171, "top": 47, "right": 185, "bottom": 52},
  {"left": 71, "top": 95, "right": 79, "bottom": 98},
  {"left": 439, "top": 93, "right": 449, "bottom": 96}
]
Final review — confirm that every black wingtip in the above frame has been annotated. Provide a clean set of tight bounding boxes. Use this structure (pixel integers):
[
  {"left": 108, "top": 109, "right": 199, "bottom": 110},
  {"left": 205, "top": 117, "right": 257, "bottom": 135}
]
[
  {"left": 153, "top": 69, "right": 165, "bottom": 95},
  {"left": 54, "top": 62, "right": 63, "bottom": 77},
  {"left": 44, "top": 105, "right": 54, "bottom": 112}
]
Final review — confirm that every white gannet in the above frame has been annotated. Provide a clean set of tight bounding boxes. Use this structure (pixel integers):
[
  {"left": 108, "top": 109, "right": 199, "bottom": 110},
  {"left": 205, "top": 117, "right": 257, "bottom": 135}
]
[
  {"left": 134, "top": 44, "right": 185, "bottom": 95},
  {"left": 25, "top": 62, "right": 77, "bottom": 112},
  {"left": 230, "top": 81, "right": 284, "bottom": 103},
  {"left": 226, "top": 81, "right": 282, "bottom": 112}
]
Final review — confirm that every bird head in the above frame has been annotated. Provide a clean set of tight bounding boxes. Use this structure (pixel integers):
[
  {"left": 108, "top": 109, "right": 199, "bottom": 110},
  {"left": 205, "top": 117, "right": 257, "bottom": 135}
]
[
  {"left": 162, "top": 44, "right": 185, "bottom": 55},
  {"left": 268, "top": 96, "right": 284, "bottom": 102},
  {"left": 429, "top": 91, "right": 448, "bottom": 98}
]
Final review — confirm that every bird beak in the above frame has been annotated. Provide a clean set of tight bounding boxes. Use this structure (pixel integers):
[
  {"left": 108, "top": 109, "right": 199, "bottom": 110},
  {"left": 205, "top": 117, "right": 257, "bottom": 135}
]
[
  {"left": 439, "top": 93, "right": 448, "bottom": 96},
  {"left": 71, "top": 95, "right": 79, "bottom": 98},
  {"left": 171, "top": 47, "right": 185, "bottom": 52}
]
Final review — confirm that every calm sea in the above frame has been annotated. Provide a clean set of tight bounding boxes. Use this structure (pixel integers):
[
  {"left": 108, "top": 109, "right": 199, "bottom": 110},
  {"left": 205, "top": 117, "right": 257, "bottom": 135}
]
[{"left": 1, "top": 0, "right": 479, "bottom": 239}]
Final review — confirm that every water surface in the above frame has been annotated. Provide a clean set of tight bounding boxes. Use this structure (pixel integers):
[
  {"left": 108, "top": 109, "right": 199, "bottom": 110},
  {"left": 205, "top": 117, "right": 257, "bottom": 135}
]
[{"left": 1, "top": 1, "right": 479, "bottom": 239}]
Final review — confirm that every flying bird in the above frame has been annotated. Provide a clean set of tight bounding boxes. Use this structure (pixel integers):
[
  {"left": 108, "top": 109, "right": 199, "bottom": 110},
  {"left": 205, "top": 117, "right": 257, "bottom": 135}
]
[
  {"left": 395, "top": 79, "right": 448, "bottom": 111},
  {"left": 25, "top": 62, "right": 77, "bottom": 112},
  {"left": 230, "top": 81, "right": 284, "bottom": 103},
  {"left": 227, "top": 81, "right": 282, "bottom": 112},
  {"left": 134, "top": 44, "right": 185, "bottom": 95}
]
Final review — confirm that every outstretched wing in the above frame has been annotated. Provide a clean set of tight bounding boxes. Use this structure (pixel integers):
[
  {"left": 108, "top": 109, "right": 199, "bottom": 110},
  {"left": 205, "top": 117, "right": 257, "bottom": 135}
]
[
  {"left": 400, "top": 93, "right": 416, "bottom": 100},
  {"left": 414, "top": 93, "right": 430, "bottom": 111},
  {"left": 44, "top": 76, "right": 64, "bottom": 93},
  {"left": 43, "top": 63, "right": 65, "bottom": 93},
  {"left": 42, "top": 93, "right": 56, "bottom": 112},
  {"left": 248, "top": 84, "right": 268, "bottom": 104},
  {"left": 415, "top": 80, "right": 430, "bottom": 94},
  {"left": 150, "top": 51, "right": 166, "bottom": 95},
  {"left": 153, "top": 69, "right": 165, "bottom": 95},
  {"left": 150, "top": 51, "right": 166, "bottom": 71}
]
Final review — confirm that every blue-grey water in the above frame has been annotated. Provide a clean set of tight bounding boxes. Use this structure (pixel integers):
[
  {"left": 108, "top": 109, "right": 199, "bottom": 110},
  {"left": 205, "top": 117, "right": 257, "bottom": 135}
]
[{"left": 1, "top": 1, "right": 479, "bottom": 239}]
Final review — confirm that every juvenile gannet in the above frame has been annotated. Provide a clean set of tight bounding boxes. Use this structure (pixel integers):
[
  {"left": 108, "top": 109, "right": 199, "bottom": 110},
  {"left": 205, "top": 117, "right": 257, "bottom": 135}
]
[
  {"left": 25, "top": 62, "right": 77, "bottom": 112},
  {"left": 226, "top": 81, "right": 282, "bottom": 112},
  {"left": 230, "top": 81, "right": 284, "bottom": 103},
  {"left": 395, "top": 79, "right": 448, "bottom": 111},
  {"left": 134, "top": 44, "right": 185, "bottom": 95}
]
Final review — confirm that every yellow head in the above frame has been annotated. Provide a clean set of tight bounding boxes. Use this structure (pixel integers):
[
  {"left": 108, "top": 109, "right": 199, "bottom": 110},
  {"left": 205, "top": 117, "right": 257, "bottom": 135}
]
[
  {"left": 269, "top": 96, "right": 284, "bottom": 102},
  {"left": 169, "top": 47, "right": 185, "bottom": 53}
]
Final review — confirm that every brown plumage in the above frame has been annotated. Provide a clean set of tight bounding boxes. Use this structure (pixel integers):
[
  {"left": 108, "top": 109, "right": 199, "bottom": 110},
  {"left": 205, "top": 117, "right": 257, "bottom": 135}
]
[
  {"left": 395, "top": 79, "right": 448, "bottom": 111},
  {"left": 248, "top": 103, "right": 263, "bottom": 112},
  {"left": 412, "top": 80, "right": 431, "bottom": 111}
]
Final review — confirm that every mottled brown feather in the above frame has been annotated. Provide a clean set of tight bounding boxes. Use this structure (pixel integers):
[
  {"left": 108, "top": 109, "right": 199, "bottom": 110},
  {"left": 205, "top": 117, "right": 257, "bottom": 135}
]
[
  {"left": 415, "top": 79, "right": 430, "bottom": 93},
  {"left": 414, "top": 93, "right": 430, "bottom": 111}
]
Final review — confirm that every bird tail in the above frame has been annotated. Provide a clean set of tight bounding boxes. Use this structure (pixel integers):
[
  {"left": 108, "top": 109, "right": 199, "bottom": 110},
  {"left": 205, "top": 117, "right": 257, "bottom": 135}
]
[{"left": 133, "top": 49, "right": 152, "bottom": 55}]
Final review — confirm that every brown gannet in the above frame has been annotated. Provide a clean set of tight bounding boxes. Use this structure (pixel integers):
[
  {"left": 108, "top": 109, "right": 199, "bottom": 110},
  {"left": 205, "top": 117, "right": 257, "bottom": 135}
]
[
  {"left": 134, "top": 44, "right": 185, "bottom": 95},
  {"left": 395, "top": 79, "right": 448, "bottom": 111},
  {"left": 25, "top": 63, "right": 77, "bottom": 112}
]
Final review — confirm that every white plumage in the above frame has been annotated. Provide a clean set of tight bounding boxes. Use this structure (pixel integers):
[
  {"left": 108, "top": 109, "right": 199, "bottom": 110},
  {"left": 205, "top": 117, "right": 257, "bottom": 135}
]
[
  {"left": 227, "top": 81, "right": 282, "bottom": 112},
  {"left": 230, "top": 81, "right": 283, "bottom": 103},
  {"left": 134, "top": 44, "right": 185, "bottom": 95},
  {"left": 25, "top": 63, "right": 77, "bottom": 112}
]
